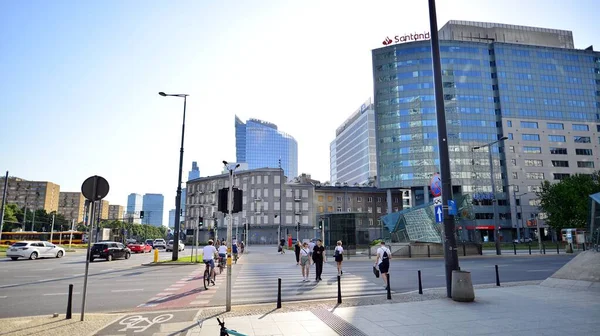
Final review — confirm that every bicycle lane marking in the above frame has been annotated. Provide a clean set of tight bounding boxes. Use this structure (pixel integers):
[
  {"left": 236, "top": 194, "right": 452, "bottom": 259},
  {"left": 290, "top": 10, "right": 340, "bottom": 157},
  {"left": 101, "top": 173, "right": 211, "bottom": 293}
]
[
  {"left": 135, "top": 268, "right": 224, "bottom": 310},
  {"left": 95, "top": 310, "right": 198, "bottom": 336}
]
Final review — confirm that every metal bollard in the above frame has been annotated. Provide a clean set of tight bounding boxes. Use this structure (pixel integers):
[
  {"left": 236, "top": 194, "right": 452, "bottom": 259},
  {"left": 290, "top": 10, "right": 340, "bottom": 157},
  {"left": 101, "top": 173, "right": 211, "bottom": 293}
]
[
  {"left": 418, "top": 270, "right": 423, "bottom": 295},
  {"left": 427, "top": 245, "right": 431, "bottom": 258},
  {"left": 66, "top": 284, "right": 73, "bottom": 319},
  {"left": 277, "top": 278, "right": 282, "bottom": 308},
  {"left": 386, "top": 274, "right": 392, "bottom": 300},
  {"left": 463, "top": 244, "right": 466, "bottom": 257},
  {"left": 583, "top": 243, "right": 586, "bottom": 251},
  {"left": 528, "top": 244, "right": 532, "bottom": 255},
  {"left": 408, "top": 245, "right": 412, "bottom": 258},
  {"left": 556, "top": 243, "right": 559, "bottom": 254},
  {"left": 495, "top": 265, "right": 500, "bottom": 286},
  {"left": 513, "top": 243, "right": 517, "bottom": 255},
  {"left": 153, "top": 248, "right": 159, "bottom": 263},
  {"left": 337, "top": 275, "right": 342, "bottom": 304},
  {"left": 368, "top": 246, "right": 371, "bottom": 259}
]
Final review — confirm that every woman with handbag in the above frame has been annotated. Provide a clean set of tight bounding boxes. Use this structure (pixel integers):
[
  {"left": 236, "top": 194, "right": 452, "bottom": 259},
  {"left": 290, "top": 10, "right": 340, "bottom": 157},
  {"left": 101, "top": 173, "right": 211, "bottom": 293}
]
[
  {"left": 375, "top": 241, "right": 391, "bottom": 290},
  {"left": 334, "top": 240, "right": 344, "bottom": 276}
]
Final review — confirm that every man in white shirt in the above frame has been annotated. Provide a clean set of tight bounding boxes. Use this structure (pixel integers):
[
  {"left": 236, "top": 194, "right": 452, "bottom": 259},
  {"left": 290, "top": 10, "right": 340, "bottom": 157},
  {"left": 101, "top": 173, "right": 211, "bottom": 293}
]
[
  {"left": 203, "top": 240, "right": 218, "bottom": 285},
  {"left": 308, "top": 240, "right": 315, "bottom": 257},
  {"left": 375, "top": 241, "right": 392, "bottom": 290}
]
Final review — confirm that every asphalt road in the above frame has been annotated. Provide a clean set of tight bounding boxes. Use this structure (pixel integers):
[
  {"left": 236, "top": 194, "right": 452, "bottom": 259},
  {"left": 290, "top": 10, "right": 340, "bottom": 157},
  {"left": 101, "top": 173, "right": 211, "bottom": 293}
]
[{"left": 0, "top": 247, "right": 199, "bottom": 318}]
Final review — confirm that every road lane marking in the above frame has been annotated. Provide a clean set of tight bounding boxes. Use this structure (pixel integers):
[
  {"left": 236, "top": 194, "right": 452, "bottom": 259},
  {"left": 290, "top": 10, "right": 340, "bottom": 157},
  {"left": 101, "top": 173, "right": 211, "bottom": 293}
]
[
  {"left": 37, "top": 278, "right": 59, "bottom": 282},
  {"left": 44, "top": 292, "right": 81, "bottom": 296},
  {"left": 0, "top": 296, "right": 7, "bottom": 299},
  {"left": 14, "top": 276, "right": 38, "bottom": 278},
  {"left": 111, "top": 289, "right": 144, "bottom": 293},
  {"left": 526, "top": 269, "right": 552, "bottom": 272}
]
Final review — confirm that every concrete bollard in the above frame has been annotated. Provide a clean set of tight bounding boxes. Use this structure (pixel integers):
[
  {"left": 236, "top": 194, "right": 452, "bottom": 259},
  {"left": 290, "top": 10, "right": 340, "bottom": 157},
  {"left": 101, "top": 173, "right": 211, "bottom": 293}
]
[
  {"left": 427, "top": 245, "right": 431, "bottom": 258},
  {"left": 451, "top": 270, "right": 475, "bottom": 302}
]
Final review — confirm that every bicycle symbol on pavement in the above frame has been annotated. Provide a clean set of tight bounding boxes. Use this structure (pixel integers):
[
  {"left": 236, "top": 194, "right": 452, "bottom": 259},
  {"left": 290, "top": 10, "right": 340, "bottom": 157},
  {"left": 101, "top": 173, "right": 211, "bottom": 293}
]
[{"left": 118, "top": 314, "right": 174, "bottom": 333}]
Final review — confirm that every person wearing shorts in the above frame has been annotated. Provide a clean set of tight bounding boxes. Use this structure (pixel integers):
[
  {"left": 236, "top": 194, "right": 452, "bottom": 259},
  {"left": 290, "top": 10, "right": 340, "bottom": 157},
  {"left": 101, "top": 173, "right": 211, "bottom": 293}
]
[
  {"left": 300, "top": 242, "right": 311, "bottom": 282},
  {"left": 218, "top": 241, "right": 227, "bottom": 267},
  {"left": 375, "top": 241, "right": 391, "bottom": 290},
  {"left": 334, "top": 240, "right": 344, "bottom": 276},
  {"left": 202, "top": 240, "right": 218, "bottom": 285}
]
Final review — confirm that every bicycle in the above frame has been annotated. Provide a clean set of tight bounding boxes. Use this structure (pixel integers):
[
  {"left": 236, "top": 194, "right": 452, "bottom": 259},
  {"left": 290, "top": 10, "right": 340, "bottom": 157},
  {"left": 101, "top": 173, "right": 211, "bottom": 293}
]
[
  {"left": 218, "top": 256, "right": 226, "bottom": 274},
  {"left": 203, "top": 261, "right": 216, "bottom": 290},
  {"left": 217, "top": 317, "right": 247, "bottom": 336}
]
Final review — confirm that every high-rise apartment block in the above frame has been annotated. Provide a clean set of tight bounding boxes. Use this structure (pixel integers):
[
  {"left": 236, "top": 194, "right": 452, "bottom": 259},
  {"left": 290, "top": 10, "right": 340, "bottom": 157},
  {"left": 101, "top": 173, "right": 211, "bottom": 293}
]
[
  {"left": 0, "top": 177, "right": 60, "bottom": 213},
  {"left": 108, "top": 205, "right": 125, "bottom": 220},
  {"left": 330, "top": 98, "right": 377, "bottom": 185},
  {"left": 373, "top": 20, "right": 600, "bottom": 242},
  {"left": 96, "top": 200, "right": 109, "bottom": 220},
  {"left": 142, "top": 193, "right": 164, "bottom": 227},
  {"left": 235, "top": 116, "right": 298, "bottom": 180},
  {"left": 58, "top": 192, "right": 85, "bottom": 223}
]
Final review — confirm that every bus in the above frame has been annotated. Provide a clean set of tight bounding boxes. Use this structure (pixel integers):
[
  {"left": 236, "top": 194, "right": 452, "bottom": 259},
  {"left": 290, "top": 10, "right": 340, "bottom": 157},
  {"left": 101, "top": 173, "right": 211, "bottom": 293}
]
[{"left": 1, "top": 231, "right": 86, "bottom": 245}]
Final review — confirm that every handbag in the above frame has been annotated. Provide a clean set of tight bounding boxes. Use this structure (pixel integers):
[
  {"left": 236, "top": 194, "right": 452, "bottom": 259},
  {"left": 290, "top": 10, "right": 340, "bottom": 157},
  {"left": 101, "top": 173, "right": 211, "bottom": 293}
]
[{"left": 373, "top": 265, "right": 380, "bottom": 278}]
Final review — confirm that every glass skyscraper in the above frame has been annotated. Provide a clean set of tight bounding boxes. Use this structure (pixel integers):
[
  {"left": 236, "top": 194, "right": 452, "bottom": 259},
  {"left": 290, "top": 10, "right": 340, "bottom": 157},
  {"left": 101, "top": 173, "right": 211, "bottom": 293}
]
[
  {"left": 373, "top": 20, "right": 600, "bottom": 242},
  {"left": 126, "top": 193, "right": 142, "bottom": 224},
  {"left": 188, "top": 161, "right": 200, "bottom": 181},
  {"left": 142, "top": 193, "right": 164, "bottom": 227},
  {"left": 235, "top": 116, "right": 298, "bottom": 179},
  {"left": 330, "top": 98, "right": 377, "bottom": 185}
]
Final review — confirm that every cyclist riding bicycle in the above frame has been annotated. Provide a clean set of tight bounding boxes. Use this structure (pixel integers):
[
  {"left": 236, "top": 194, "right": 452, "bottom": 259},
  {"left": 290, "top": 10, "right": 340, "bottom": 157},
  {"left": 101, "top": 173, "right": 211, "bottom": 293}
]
[
  {"left": 218, "top": 241, "right": 227, "bottom": 267},
  {"left": 232, "top": 241, "right": 238, "bottom": 261},
  {"left": 202, "top": 240, "right": 218, "bottom": 285}
]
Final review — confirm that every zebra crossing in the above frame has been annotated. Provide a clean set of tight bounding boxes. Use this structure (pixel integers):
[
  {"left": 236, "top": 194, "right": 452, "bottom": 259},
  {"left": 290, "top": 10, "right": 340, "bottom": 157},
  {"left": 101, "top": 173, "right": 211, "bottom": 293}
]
[{"left": 231, "top": 261, "right": 388, "bottom": 305}]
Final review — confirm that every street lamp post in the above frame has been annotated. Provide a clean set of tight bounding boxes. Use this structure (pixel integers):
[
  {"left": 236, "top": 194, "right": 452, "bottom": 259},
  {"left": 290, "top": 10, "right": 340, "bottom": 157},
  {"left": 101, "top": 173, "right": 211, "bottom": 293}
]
[
  {"left": 223, "top": 160, "right": 240, "bottom": 312},
  {"left": 158, "top": 91, "right": 189, "bottom": 261},
  {"left": 473, "top": 136, "right": 508, "bottom": 256}
]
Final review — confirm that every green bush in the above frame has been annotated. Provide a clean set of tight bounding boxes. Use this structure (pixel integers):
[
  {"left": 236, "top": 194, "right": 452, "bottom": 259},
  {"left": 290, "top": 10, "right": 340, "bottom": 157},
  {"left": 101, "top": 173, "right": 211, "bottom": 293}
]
[{"left": 371, "top": 239, "right": 383, "bottom": 246}]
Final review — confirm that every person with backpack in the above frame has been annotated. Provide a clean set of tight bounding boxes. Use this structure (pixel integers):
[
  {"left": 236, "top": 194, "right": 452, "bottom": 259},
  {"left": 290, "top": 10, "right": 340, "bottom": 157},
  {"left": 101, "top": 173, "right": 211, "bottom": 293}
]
[
  {"left": 375, "top": 241, "right": 391, "bottom": 290},
  {"left": 334, "top": 240, "right": 344, "bottom": 276}
]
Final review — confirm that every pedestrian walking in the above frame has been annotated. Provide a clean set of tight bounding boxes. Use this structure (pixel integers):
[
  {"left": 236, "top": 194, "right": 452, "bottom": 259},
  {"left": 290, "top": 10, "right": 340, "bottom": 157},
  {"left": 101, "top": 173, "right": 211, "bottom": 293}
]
[
  {"left": 334, "top": 240, "right": 344, "bottom": 276},
  {"left": 312, "top": 239, "right": 325, "bottom": 281},
  {"left": 294, "top": 241, "right": 301, "bottom": 265},
  {"left": 308, "top": 239, "right": 315, "bottom": 258},
  {"left": 300, "top": 242, "right": 311, "bottom": 281},
  {"left": 374, "top": 241, "right": 391, "bottom": 290},
  {"left": 279, "top": 238, "right": 286, "bottom": 254}
]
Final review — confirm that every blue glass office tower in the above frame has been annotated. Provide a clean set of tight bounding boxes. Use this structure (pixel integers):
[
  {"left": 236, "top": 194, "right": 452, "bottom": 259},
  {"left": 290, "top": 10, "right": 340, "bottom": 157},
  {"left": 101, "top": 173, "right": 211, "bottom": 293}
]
[
  {"left": 235, "top": 116, "right": 298, "bottom": 179},
  {"left": 373, "top": 20, "right": 600, "bottom": 242},
  {"left": 126, "top": 193, "right": 143, "bottom": 224},
  {"left": 142, "top": 193, "right": 164, "bottom": 227},
  {"left": 188, "top": 161, "right": 200, "bottom": 181}
]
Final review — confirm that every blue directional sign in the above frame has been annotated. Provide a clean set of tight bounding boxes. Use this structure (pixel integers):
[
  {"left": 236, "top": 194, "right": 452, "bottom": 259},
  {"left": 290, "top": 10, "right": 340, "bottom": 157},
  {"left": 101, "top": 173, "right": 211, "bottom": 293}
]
[
  {"left": 435, "top": 205, "right": 443, "bottom": 223},
  {"left": 448, "top": 200, "right": 457, "bottom": 216}
]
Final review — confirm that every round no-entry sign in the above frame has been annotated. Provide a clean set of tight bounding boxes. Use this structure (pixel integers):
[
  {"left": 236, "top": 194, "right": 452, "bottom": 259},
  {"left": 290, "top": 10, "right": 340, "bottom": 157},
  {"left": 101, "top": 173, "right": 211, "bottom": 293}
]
[{"left": 81, "top": 175, "right": 110, "bottom": 201}]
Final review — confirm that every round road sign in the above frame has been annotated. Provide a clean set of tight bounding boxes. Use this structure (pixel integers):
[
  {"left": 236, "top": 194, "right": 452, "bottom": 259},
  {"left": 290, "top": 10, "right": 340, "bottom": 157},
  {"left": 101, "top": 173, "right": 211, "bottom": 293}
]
[
  {"left": 81, "top": 175, "right": 110, "bottom": 201},
  {"left": 430, "top": 174, "right": 442, "bottom": 197}
]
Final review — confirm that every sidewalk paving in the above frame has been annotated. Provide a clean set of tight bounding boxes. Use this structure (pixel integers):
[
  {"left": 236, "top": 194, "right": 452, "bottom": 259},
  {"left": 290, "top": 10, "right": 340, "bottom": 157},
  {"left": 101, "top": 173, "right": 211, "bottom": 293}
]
[{"left": 188, "top": 284, "right": 599, "bottom": 336}]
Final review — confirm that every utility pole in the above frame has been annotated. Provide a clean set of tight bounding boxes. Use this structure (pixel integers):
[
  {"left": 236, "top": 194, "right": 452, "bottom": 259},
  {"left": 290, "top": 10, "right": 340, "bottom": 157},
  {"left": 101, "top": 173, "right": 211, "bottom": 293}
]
[
  {"left": 223, "top": 161, "right": 239, "bottom": 312},
  {"left": 31, "top": 208, "right": 36, "bottom": 231},
  {"left": 279, "top": 158, "right": 283, "bottom": 243},
  {"left": 0, "top": 171, "right": 8, "bottom": 243},
  {"left": 428, "top": 0, "right": 459, "bottom": 298},
  {"left": 50, "top": 214, "right": 55, "bottom": 243}
]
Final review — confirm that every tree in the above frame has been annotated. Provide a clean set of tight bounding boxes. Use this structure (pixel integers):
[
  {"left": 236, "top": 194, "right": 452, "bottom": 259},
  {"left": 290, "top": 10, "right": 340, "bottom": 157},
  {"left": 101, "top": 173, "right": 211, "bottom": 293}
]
[
  {"left": 2, "top": 204, "right": 21, "bottom": 231},
  {"left": 538, "top": 172, "right": 600, "bottom": 231}
]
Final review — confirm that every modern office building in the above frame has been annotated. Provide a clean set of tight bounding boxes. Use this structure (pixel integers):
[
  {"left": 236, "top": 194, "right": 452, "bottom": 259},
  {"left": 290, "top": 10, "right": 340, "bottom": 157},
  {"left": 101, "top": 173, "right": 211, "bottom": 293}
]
[
  {"left": 373, "top": 20, "right": 600, "bottom": 242},
  {"left": 168, "top": 209, "right": 176, "bottom": 227},
  {"left": 108, "top": 205, "right": 125, "bottom": 220},
  {"left": 235, "top": 116, "right": 298, "bottom": 180},
  {"left": 330, "top": 98, "right": 377, "bottom": 185},
  {"left": 0, "top": 177, "right": 60, "bottom": 213},
  {"left": 188, "top": 161, "right": 200, "bottom": 181},
  {"left": 142, "top": 193, "right": 164, "bottom": 227},
  {"left": 58, "top": 192, "right": 86, "bottom": 223},
  {"left": 126, "top": 193, "right": 143, "bottom": 224}
]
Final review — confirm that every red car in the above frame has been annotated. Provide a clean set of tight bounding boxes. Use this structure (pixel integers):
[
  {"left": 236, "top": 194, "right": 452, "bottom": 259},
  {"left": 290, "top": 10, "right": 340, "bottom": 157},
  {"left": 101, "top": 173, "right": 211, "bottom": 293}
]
[{"left": 127, "top": 243, "right": 152, "bottom": 253}]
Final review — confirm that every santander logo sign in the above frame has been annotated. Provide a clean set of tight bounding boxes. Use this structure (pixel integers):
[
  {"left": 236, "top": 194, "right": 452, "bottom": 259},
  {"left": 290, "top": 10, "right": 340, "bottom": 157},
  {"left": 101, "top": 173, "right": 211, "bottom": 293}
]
[{"left": 382, "top": 31, "right": 430, "bottom": 46}]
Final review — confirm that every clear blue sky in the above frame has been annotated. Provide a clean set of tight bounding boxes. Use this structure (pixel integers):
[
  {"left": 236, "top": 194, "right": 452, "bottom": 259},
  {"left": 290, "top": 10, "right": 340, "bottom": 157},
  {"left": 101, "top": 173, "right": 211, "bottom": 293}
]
[{"left": 1, "top": 0, "right": 598, "bottom": 225}]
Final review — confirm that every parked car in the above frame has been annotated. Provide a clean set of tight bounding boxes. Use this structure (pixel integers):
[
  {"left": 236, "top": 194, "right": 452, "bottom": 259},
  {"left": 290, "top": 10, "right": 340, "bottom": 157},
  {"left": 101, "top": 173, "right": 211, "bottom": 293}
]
[
  {"left": 126, "top": 238, "right": 137, "bottom": 244},
  {"left": 6, "top": 241, "right": 65, "bottom": 261},
  {"left": 153, "top": 239, "right": 166, "bottom": 250},
  {"left": 145, "top": 239, "right": 154, "bottom": 248},
  {"left": 128, "top": 242, "right": 152, "bottom": 253},
  {"left": 166, "top": 240, "right": 185, "bottom": 252},
  {"left": 90, "top": 241, "right": 131, "bottom": 262}
]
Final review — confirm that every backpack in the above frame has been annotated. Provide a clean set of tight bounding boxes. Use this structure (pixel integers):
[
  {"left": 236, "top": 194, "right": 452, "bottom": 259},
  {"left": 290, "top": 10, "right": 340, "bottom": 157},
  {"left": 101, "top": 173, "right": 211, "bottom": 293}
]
[{"left": 334, "top": 248, "right": 340, "bottom": 257}]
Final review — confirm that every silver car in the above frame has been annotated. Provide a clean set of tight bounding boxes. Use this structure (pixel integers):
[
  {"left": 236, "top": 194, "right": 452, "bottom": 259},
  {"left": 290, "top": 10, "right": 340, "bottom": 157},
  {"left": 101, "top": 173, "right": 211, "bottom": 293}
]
[
  {"left": 166, "top": 240, "right": 185, "bottom": 252},
  {"left": 153, "top": 239, "right": 167, "bottom": 250},
  {"left": 6, "top": 241, "right": 66, "bottom": 261}
]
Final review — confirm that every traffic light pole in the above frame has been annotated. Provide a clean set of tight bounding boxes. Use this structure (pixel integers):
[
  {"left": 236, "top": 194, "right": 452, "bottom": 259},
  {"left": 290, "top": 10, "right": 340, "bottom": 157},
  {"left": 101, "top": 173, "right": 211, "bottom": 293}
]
[{"left": 226, "top": 167, "right": 234, "bottom": 312}]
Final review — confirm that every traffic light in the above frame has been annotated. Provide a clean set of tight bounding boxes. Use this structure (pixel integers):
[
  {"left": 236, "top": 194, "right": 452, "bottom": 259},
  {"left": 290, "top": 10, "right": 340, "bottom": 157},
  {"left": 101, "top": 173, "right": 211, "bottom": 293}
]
[
  {"left": 140, "top": 211, "right": 145, "bottom": 219},
  {"left": 296, "top": 222, "right": 301, "bottom": 232},
  {"left": 198, "top": 216, "right": 204, "bottom": 227},
  {"left": 214, "top": 219, "right": 218, "bottom": 230},
  {"left": 318, "top": 220, "right": 323, "bottom": 230}
]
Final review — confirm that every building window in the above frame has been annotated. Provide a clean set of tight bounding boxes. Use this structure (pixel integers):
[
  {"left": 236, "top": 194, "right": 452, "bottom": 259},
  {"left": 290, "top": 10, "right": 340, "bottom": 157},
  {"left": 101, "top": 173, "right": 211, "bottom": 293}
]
[
  {"left": 554, "top": 173, "right": 570, "bottom": 180},
  {"left": 357, "top": 207, "right": 362, "bottom": 212},
  {"left": 318, "top": 195, "right": 323, "bottom": 202},
  {"left": 523, "top": 146, "right": 542, "bottom": 154},
  {"left": 526, "top": 172, "right": 544, "bottom": 180},
  {"left": 574, "top": 136, "right": 591, "bottom": 143},
  {"left": 394, "top": 197, "right": 399, "bottom": 203},
  {"left": 377, "top": 197, "right": 382, "bottom": 203},
  {"left": 524, "top": 159, "right": 543, "bottom": 167},
  {"left": 548, "top": 135, "right": 565, "bottom": 142},
  {"left": 547, "top": 122, "right": 564, "bottom": 130},
  {"left": 377, "top": 207, "right": 382, "bottom": 213},
  {"left": 551, "top": 160, "right": 569, "bottom": 167},
  {"left": 507, "top": 120, "right": 512, "bottom": 127},
  {"left": 509, "top": 146, "right": 515, "bottom": 153},
  {"left": 357, "top": 196, "right": 362, "bottom": 203},
  {"left": 507, "top": 133, "right": 514, "bottom": 140},
  {"left": 367, "top": 197, "right": 373, "bottom": 203},
  {"left": 572, "top": 124, "right": 589, "bottom": 131},
  {"left": 367, "top": 207, "right": 373, "bottom": 213},
  {"left": 328, "top": 196, "right": 334, "bottom": 202},
  {"left": 369, "top": 218, "right": 374, "bottom": 226},
  {"left": 347, "top": 208, "right": 351, "bottom": 212},
  {"left": 512, "top": 172, "right": 518, "bottom": 179},
  {"left": 520, "top": 121, "right": 538, "bottom": 128},
  {"left": 527, "top": 185, "right": 541, "bottom": 193},
  {"left": 336, "top": 207, "right": 342, "bottom": 212},
  {"left": 335, "top": 196, "right": 341, "bottom": 202},
  {"left": 522, "top": 134, "right": 540, "bottom": 141},
  {"left": 327, "top": 206, "right": 333, "bottom": 212},
  {"left": 318, "top": 206, "right": 324, "bottom": 213},
  {"left": 577, "top": 161, "right": 595, "bottom": 168},
  {"left": 576, "top": 149, "right": 593, "bottom": 155},
  {"left": 550, "top": 147, "right": 568, "bottom": 155},
  {"left": 511, "top": 159, "right": 517, "bottom": 166},
  {"left": 513, "top": 185, "right": 519, "bottom": 192}
]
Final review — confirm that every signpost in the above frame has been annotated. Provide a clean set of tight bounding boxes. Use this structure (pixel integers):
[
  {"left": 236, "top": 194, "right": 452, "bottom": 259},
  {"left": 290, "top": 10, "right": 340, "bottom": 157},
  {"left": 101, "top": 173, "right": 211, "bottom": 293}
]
[
  {"left": 80, "top": 175, "right": 109, "bottom": 321},
  {"left": 435, "top": 205, "right": 443, "bottom": 223}
]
